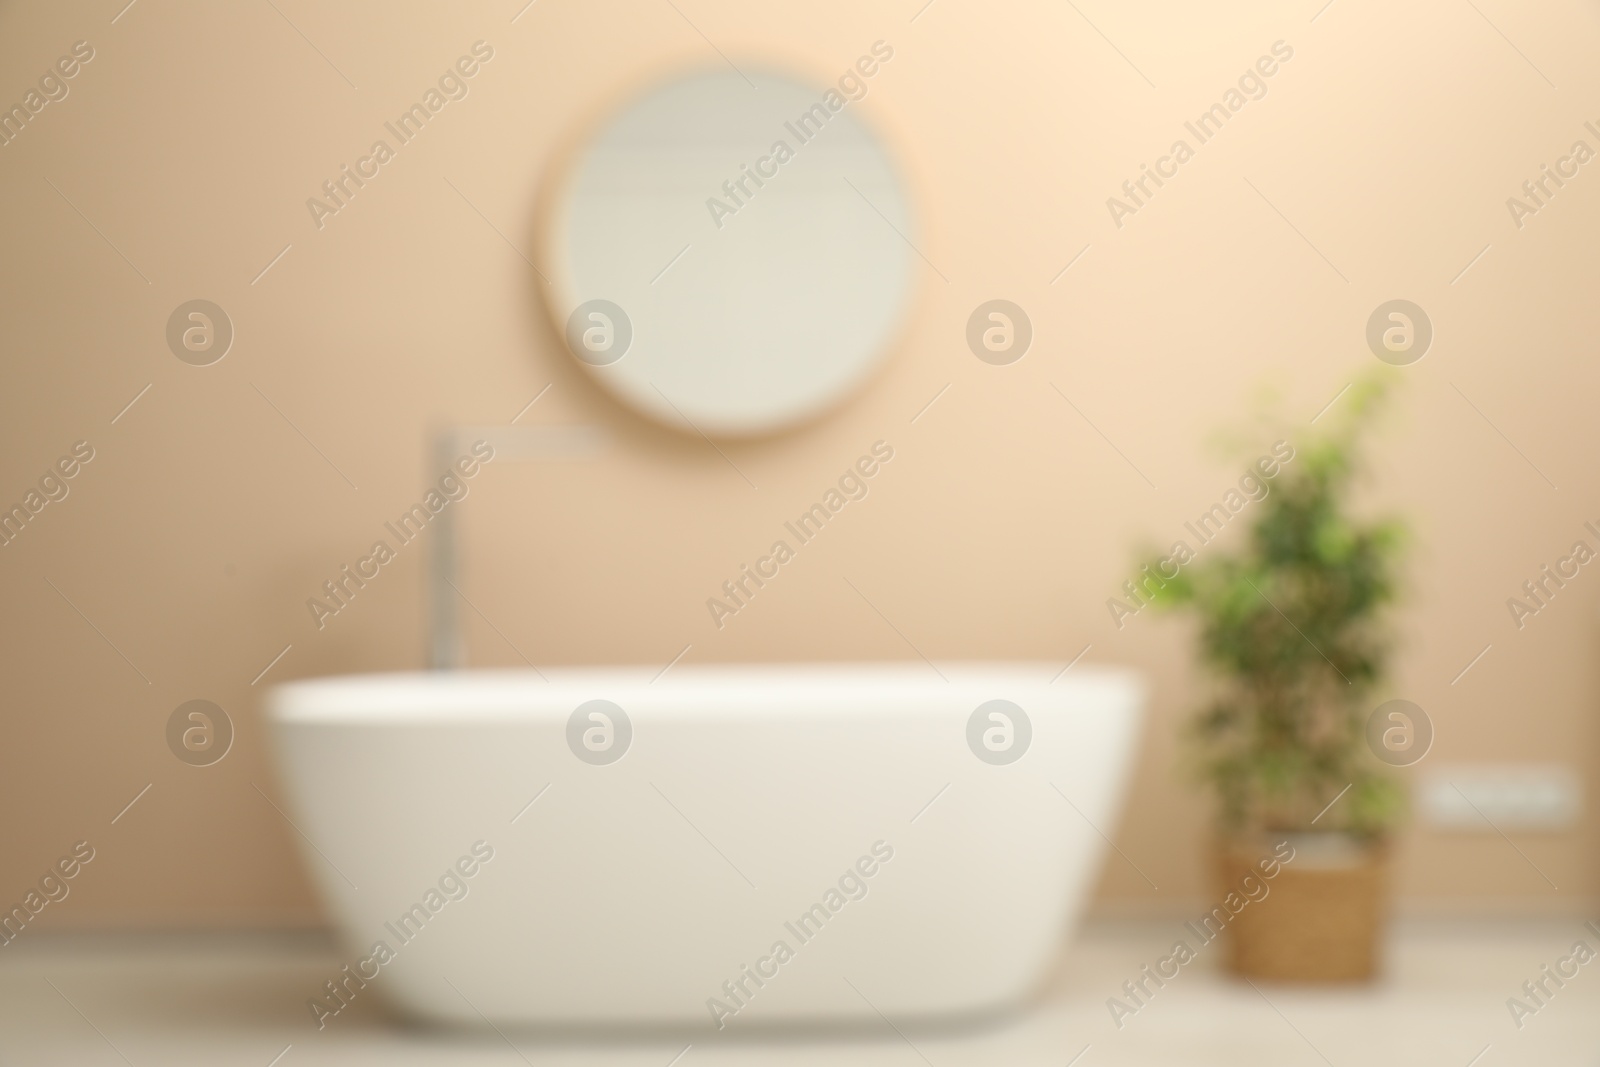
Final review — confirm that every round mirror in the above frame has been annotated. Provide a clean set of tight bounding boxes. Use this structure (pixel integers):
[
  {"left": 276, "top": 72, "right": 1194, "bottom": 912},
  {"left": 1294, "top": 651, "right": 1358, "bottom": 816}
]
[{"left": 541, "top": 67, "right": 917, "bottom": 437}]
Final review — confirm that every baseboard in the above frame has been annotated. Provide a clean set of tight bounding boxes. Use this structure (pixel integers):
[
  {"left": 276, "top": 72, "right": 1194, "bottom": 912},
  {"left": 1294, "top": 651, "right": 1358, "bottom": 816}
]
[{"left": 1087, "top": 896, "right": 1600, "bottom": 922}]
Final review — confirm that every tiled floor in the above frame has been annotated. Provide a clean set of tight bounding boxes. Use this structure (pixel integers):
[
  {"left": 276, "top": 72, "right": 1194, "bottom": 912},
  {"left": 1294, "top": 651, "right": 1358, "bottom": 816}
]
[{"left": 2, "top": 920, "right": 1595, "bottom": 1065}]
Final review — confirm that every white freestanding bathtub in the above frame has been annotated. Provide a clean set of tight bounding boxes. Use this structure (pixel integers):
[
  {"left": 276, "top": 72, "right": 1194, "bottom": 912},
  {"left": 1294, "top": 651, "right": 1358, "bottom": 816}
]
[{"left": 268, "top": 663, "right": 1144, "bottom": 1032}]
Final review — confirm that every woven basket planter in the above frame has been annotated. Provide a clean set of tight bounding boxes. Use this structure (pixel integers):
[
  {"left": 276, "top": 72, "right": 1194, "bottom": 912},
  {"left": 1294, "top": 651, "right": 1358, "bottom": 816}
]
[{"left": 1212, "top": 834, "right": 1388, "bottom": 982}]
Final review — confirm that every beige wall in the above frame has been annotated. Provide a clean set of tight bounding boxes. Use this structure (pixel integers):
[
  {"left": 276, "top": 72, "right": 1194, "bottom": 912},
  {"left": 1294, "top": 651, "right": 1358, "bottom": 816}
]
[{"left": 2, "top": 0, "right": 1596, "bottom": 928}]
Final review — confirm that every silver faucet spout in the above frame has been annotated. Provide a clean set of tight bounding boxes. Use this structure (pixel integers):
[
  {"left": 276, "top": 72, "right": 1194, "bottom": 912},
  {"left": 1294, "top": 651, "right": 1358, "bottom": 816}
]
[{"left": 430, "top": 423, "right": 608, "bottom": 670}]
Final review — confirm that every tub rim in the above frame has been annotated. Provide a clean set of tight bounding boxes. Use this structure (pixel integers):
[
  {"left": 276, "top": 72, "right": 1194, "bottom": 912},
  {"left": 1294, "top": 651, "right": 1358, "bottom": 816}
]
[{"left": 267, "top": 661, "right": 1144, "bottom": 723}]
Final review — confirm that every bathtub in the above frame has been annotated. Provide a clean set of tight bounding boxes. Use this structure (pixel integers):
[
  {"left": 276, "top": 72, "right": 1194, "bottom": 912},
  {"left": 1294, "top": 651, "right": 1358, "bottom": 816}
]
[{"left": 268, "top": 663, "right": 1144, "bottom": 1031}]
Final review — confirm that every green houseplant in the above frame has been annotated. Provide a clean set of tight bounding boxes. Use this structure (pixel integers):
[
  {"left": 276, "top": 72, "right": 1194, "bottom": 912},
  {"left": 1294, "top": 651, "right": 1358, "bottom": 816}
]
[{"left": 1144, "top": 373, "right": 1407, "bottom": 980}]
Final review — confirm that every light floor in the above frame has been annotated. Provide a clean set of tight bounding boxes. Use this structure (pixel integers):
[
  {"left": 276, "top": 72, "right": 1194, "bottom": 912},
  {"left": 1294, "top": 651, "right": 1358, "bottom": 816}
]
[{"left": 1, "top": 920, "right": 1595, "bottom": 1065}]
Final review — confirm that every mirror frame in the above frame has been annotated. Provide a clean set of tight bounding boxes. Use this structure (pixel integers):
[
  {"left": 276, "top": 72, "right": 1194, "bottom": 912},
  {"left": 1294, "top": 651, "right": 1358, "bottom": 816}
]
[{"left": 533, "top": 56, "right": 924, "bottom": 439}]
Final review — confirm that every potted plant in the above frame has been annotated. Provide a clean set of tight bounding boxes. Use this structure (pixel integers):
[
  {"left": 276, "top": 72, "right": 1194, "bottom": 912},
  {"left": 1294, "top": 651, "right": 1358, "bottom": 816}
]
[{"left": 1143, "top": 373, "right": 1406, "bottom": 981}]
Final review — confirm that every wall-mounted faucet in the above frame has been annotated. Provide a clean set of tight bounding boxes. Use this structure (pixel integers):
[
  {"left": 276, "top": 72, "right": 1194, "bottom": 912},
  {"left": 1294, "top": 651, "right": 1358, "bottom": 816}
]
[{"left": 430, "top": 423, "right": 607, "bottom": 670}]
